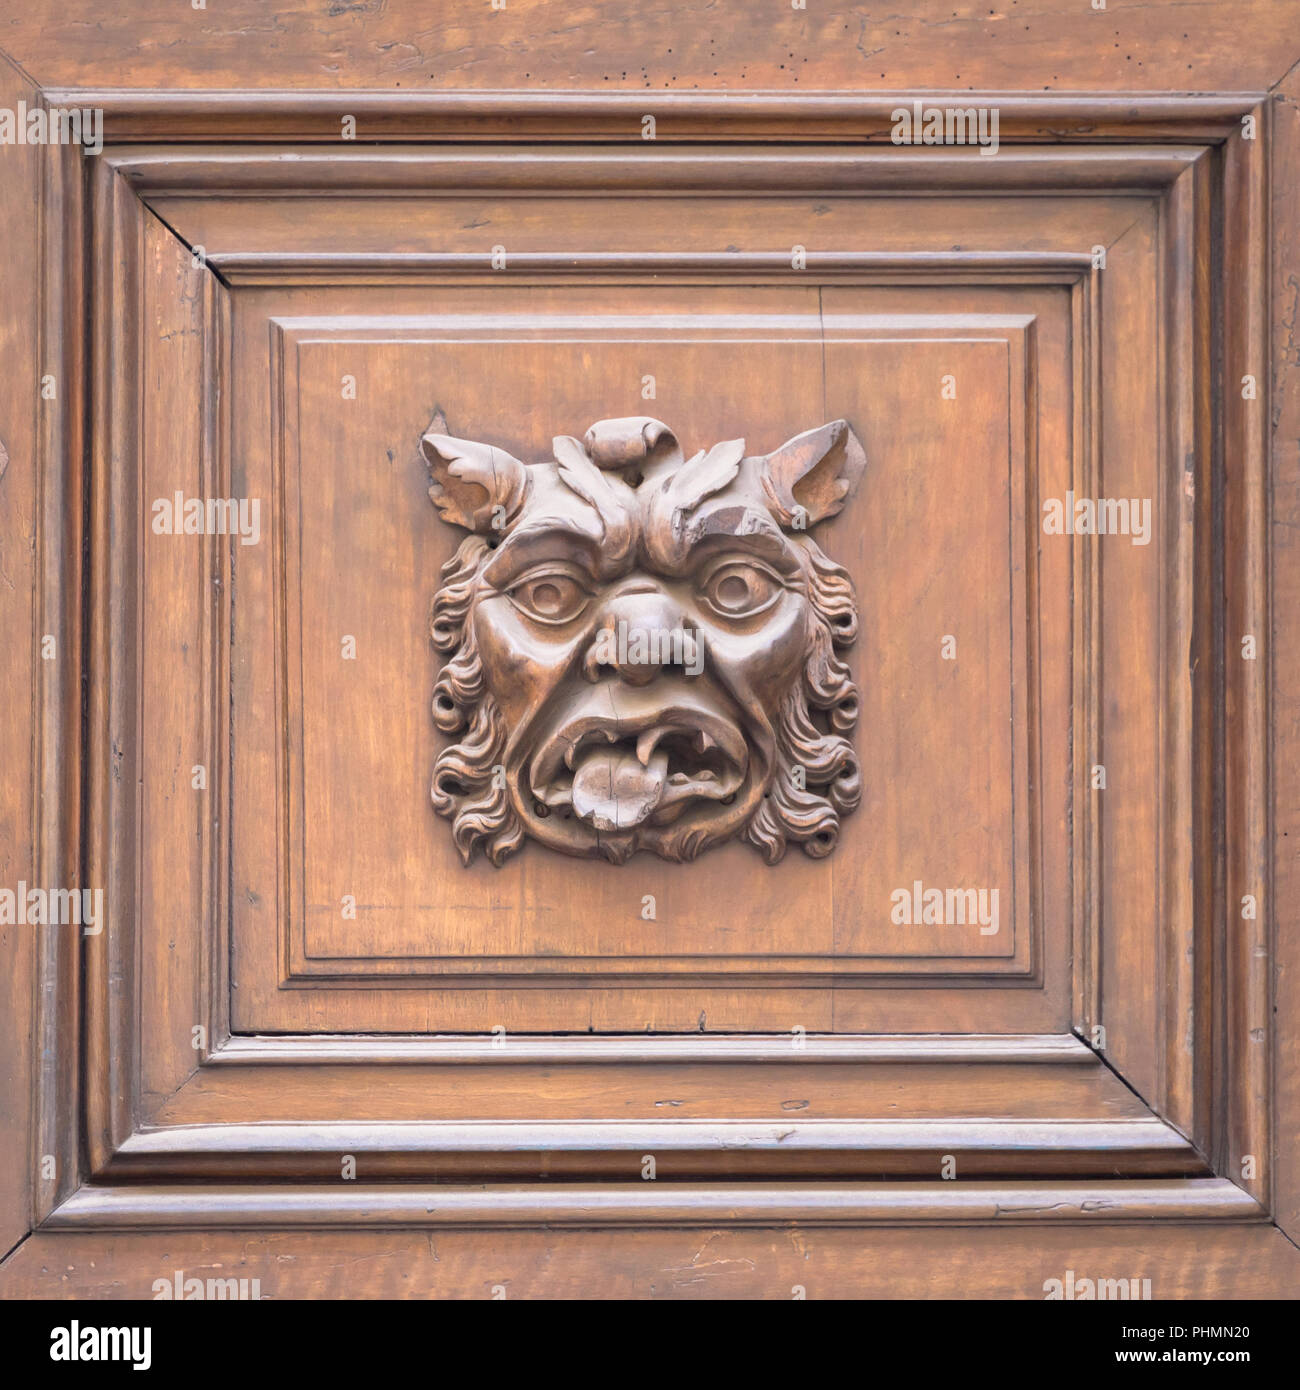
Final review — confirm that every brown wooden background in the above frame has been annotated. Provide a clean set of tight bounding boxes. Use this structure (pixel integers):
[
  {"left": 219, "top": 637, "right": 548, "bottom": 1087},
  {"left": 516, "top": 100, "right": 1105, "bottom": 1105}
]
[{"left": 1, "top": 0, "right": 1298, "bottom": 1299}]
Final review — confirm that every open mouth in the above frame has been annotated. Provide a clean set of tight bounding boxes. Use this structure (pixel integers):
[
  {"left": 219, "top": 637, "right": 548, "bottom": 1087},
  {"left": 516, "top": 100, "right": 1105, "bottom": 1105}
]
[{"left": 529, "top": 703, "right": 748, "bottom": 833}]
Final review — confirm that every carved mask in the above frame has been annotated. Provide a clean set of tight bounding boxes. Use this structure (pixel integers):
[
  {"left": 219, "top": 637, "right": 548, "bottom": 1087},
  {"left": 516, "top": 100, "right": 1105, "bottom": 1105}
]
[{"left": 423, "top": 413, "right": 865, "bottom": 866}]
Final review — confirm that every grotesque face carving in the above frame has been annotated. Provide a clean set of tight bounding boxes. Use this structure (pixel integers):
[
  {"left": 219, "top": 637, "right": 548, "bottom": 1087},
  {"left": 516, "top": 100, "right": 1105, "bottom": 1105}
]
[{"left": 423, "top": 412, "right": 865, "bottom": 866}]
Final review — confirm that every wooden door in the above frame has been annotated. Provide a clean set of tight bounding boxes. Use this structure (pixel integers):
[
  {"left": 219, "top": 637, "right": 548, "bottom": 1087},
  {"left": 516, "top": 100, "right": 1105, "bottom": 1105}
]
[{"left": 2, "top": 1, "right": 1299, "bottom": 1301}]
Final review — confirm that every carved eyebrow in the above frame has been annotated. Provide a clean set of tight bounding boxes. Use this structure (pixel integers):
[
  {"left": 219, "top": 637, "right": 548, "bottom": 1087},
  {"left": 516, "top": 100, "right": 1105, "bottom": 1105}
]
[
  {"left": 482, "top": 523, "right": 606, "bottom": 587},
  {"left": 674, "top": 510, "right": 803, "bottom": 575}
]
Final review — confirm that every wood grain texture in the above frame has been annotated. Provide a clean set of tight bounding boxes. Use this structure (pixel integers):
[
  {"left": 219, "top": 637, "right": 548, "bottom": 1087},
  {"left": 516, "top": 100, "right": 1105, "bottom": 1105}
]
[
  {"left": 41, "top": 1178, "right": 1259, "bottom": 1230},
  {"left": 139, "top": 1054, "right": 1159, "bottom": 1129},
  {"left": 1269, "top": 65, "right": 1300, "bottom": 1247},
  {"left": 3, "top": 2, "right": 1298, "bottom": 95},
  {"left": 31, "top": 132, "right": 87, "bottom": 1232},
  {"left": 67, "top": 112, "right": 1272, "bottom": 1197},
  {"left": 5, "top": 1221, "right": 1298, "bottom": 1299},
  {"left": 137, "top": 214, "right": 229, "bottom": 1119},
  {"left": 147, "top": 162, "right": 1095, "bottom": 1045},
  {"left": 37, "top": 91, "right": 1270, "bottom": 146},
  {"left": 83, "top": 157, "right": 147, "bottom": 1176},
  {"left": 1220, "top": 105, "right": 1272, "bottom": 1211},
  {"left": 0, "top": 50, "right": 41, "bottom": 1259},
  {"left": 1, "top": 2, "right": 1297, "bottom": 1297},
  {"left": 206, "top": 1031, "right": 1093, "bottom": 1065},
  {"left": 263, "top": 303, "right": 1042, "bottom": 1002},
  {"left": 114, "top": 145, "right": 1204, "bottom": 196},
  {"left": 96, "top": 1118, "right": 1208, "bottom": 1182}
]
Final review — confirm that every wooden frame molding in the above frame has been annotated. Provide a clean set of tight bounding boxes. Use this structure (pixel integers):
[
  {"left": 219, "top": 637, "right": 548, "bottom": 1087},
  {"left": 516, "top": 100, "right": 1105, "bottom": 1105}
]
[
  {"left": 0, "top": 78, "right": 1289, "bottom": 1284},
  {"left": 45, "top": 1178, "right": 1258, "bottom": 1231},
  {"left": 42, "top": 89, "right": 1271, "bottom": 144},
  {"left": 205, "top": 1031, "right": 1093, "bottom": 1065},
  {"left": 271, "top": 305, "right": 1041, "bottom": 986}
]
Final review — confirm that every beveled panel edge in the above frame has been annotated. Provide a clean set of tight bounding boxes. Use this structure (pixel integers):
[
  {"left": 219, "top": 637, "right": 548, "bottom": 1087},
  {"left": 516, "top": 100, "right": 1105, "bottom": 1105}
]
[
  {"left": 61, "top": 116, "right": 1273, "bottom": 1217},
  {"left": 209, "top": 251, "right": 1093, "bottom": 289},
  {"left": 83, "top": 156, "right": 147, "bottom": 1177},
  {"left": 49, "top": 90, "right": 1264, "bottom": 146},
  {"left": 270, "top": 313, "right": 1038, "bottom": 988},
  {"left": 94, "top": 1118, "right": 1208, "bottom": 1183},
  {"left": 81, "top": 168, "right": 235, "bottom": 1169},
  {"left": 207, "top": 1031, "right": 1096, "bottom": 1066},
  {"left": 32, "top": 137, "right": 86, "bottom": 1228},
  {"left": 1220, "top": 106, "right": 1271, "bottom": 1211},
  {"left": 43, "top": 1177, "right": 1260, "bottom": 1231},
  {"left": 1267, "top": 67, "right": 1300, "bottom": 1250},
  {"left": 1157, "top": 153, "right": 1214, "bottom": 1147},
  {"left": 117, "top": 145, "right": 1207, "bottom": 193}
]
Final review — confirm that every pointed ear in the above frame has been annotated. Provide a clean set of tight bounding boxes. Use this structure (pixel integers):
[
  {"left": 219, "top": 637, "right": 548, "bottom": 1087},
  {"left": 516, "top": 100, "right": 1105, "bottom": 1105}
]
[
  {"left": 759, "top": 419, "right": 866, "bottom": 527},
  {"left": 421, "top": 425, "right": 529, "bottom": 534}
]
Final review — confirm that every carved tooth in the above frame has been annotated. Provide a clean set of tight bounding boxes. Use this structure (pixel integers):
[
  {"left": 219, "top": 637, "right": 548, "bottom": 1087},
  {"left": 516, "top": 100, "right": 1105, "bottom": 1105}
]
[
  {"left": 635, "top": 728, "right": 663, "bottom": 767},
  {"left": 564, "top": 730, "right": 595, "bottom": 769},
  {"left": 697, "top": 769, "right": 716, "bottom": 781},
  {"left": 668, "top": 772, "right": 689, "bottom": 785},
  {"left": 696, "top": 731, "right": 716, "bottom": 754}
]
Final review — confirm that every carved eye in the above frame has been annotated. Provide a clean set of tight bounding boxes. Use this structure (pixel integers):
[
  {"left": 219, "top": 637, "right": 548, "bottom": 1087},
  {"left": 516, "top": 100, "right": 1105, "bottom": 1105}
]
[
  {"left": 699, "top": 561, "right": 784, "bottom": 620},
  {"left": 505, "top": 566, "right": 592, "bottom": 625}
]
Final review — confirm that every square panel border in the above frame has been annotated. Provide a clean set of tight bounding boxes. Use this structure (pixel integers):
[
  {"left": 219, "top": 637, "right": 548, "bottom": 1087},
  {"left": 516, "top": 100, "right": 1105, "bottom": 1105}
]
[{"left": 21, "top": 99, "right": 1272, "bottom": 1230}]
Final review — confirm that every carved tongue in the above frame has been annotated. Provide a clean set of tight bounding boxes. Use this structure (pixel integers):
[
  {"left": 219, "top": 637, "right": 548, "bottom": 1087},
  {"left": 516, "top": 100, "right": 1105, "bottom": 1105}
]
[{"left": 571, "top": 744, "right": 671, "bottom": 831}]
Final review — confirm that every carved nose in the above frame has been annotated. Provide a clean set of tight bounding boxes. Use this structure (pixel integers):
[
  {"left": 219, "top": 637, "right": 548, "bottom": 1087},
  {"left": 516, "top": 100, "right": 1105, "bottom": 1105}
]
[{"left": 582, "top": 592, "right": 700, "bottom": 686}]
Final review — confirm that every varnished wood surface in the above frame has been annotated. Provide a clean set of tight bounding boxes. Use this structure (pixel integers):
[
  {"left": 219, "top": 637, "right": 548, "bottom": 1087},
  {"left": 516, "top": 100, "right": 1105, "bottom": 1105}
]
[
  {"left": 3, "top": 2, "right": 1299, "bottom": 94},
  {"left": 99, "top": 1118, "right": 1207, "bottom": 1182},
  {"left": 8, "top": 1222, "right": 1298, "bottom": 1300},
  {"left": 142, "top": 1055, "right": 1155, "bottom": 1129},
  {"left": 1269, "top": 64, "right": 1300, "bottom": 1251},
  {"left": 205, "top": 1031, "right": 1093, "bottom": 1064},
  {"left": 42, "top": 1178, "right": 1260, "bottom": 1230},
  {"left": 0, "top": 1, "right": 1296, "bottom": 1299},
  {"left": 0, "top": 51, "right": 41, "bottom": 1261},
  {"left": 37, "top": 91, "right": 1279, "bottom": 146}
]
